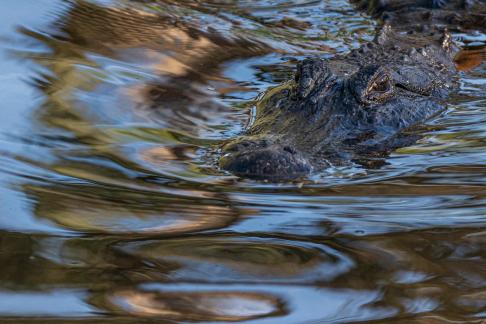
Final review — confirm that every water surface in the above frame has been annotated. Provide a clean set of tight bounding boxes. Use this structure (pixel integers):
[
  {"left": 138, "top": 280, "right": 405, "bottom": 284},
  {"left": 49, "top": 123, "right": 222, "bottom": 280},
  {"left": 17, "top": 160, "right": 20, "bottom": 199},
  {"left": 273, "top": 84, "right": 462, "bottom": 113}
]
[{"left": 0, "top": 0, "right": 485, "bottom": 322}]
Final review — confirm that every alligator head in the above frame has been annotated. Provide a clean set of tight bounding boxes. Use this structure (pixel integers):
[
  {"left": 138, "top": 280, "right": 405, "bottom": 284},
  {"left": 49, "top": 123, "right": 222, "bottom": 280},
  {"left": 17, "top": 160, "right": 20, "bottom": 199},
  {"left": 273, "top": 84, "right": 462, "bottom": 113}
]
[{"left": 220, "top": 26, "right": 460, "bottom": 181}]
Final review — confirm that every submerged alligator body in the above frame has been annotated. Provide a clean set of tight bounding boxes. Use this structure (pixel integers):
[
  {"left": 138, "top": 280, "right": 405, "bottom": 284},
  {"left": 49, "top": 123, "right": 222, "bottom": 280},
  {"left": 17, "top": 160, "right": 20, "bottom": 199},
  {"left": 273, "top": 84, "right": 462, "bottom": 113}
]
[
  {"left": 219, "top": 1, "right": 486, "bottom": 181},
  {"left": 353, "top": 0, "right": 486, "bottom": 32}
]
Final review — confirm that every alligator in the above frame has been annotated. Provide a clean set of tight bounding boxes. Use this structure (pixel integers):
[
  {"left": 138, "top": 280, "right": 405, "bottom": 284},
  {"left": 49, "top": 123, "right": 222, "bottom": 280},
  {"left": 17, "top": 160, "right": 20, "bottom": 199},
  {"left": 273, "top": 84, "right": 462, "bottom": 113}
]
[
  {"left": 218, "top": 0, "right": 486, "bottom": 181},
  {"left": 219, "top": 29, "right": 464, "bottom": 180}
]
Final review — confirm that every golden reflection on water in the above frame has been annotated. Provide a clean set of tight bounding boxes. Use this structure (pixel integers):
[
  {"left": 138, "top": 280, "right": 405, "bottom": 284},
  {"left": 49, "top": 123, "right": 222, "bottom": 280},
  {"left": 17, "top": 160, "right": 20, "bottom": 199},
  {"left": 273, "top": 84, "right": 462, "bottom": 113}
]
[
  {"left": 455, "top": 46, "right": 486, "bottom": 72},
  {"left": 101, "top": 289, "right": 285, "bottom": 321},
  {"left": 25, "top": 184, "right": 239, "bottom": 235}
]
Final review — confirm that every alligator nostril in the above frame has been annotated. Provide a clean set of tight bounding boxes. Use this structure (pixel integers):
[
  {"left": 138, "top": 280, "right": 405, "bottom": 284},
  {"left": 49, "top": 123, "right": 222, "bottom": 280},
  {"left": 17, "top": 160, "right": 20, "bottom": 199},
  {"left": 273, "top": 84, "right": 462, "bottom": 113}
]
[{"left": 283, "top": 146, "right": 296, "bottom": 154}]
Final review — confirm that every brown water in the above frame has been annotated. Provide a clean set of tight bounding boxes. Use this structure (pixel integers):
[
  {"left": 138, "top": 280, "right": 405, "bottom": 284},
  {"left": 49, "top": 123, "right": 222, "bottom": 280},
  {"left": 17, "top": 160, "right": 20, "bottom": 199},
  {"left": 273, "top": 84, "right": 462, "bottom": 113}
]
[{"left": 0, "top": 0, "right": 485, "bottom": 322}]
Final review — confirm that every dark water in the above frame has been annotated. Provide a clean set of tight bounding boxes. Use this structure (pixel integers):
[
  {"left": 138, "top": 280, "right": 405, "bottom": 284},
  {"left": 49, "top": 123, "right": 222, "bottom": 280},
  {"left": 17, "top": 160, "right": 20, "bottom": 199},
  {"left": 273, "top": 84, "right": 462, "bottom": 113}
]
[{"left": 0, "top": 0, "right": 485, "bottom": 322}]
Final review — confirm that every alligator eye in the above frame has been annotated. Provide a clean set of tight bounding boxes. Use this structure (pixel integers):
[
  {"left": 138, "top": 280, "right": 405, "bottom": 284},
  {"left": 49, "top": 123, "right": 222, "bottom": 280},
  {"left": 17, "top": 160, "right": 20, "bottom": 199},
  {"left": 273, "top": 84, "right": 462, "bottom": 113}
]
[
  {"left": 363, "top": 74, "right": 394, "bottom": 103},
  {"left": 370, "top": 76, "right": 389, "bottom": 92}
]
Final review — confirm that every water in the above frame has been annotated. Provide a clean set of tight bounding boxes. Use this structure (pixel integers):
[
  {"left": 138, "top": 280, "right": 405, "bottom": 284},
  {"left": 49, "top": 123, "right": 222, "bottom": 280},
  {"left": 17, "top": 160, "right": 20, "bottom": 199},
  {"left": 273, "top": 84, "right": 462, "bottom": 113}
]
[{"left": 0, "top": 0, "right": 485, "bottom": 322}]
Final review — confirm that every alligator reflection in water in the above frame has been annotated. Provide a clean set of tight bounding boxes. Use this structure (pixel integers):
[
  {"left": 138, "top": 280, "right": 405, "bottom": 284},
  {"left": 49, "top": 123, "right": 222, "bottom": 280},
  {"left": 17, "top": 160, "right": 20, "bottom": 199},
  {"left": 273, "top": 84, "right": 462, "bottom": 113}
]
[
  {"left": 13, "top": 1, "right": 266, "bottom": 236},
  {"left": 19, "top": 0, "right": 265, "bottom": 138}
]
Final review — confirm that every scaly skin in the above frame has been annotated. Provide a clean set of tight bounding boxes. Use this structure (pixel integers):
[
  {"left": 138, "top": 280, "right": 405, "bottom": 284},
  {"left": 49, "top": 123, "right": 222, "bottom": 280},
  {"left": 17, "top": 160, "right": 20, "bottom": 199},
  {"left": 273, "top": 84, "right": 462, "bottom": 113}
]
[{"left": 352, "top": 0, "right": 486, "bottom": 31}]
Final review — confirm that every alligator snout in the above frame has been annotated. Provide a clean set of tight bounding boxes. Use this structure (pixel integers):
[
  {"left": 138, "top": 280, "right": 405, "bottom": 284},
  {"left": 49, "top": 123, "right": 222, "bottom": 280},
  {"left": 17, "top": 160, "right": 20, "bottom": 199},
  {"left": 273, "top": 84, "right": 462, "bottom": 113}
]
[{"left": 219, "top": 139, "right": 312, "bottom": 180}]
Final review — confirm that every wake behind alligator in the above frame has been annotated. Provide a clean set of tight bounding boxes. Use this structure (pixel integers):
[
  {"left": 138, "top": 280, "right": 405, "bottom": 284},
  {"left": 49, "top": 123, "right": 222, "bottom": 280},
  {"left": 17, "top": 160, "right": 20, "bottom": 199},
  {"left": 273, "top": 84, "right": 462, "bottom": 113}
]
[{"left": 220, "top": 0, "right": 486, "bottom": 181}]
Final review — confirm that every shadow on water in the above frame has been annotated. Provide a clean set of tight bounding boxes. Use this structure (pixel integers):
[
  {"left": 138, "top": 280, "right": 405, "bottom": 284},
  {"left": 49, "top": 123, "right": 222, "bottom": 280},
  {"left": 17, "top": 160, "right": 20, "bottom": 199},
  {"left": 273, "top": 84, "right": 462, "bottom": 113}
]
[{"left": 0, "top": 0, "right": 485, "bottom": 322}]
